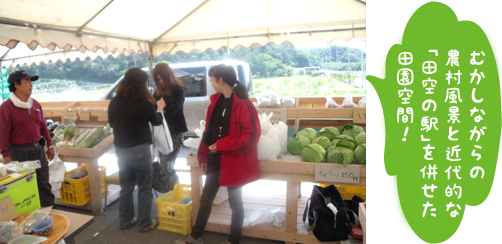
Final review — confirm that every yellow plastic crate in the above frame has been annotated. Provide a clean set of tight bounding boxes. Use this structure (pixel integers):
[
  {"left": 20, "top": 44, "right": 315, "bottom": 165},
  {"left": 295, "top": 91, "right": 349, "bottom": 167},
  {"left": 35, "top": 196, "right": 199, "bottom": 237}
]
[
  {"left": 60, "top": 165, "right": 106, "bottom": 206},
  {"left": 156, "top": 184, "right": 192, "bottom": 234},
  {"left": 336, "top": 185, "right": 366, "bottom": 201},
  {"left": 0, "top": 170, "right": 40, "bottom": 214}
]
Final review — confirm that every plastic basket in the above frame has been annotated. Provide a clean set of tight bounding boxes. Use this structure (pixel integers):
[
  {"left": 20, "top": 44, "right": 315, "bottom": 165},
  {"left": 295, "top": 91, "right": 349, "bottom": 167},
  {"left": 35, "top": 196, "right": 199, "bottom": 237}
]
[
  {"left": 59, "top": 165, "right": 106, "bottom": 206},
  {"left": 336, "top": 185, "right": 366, "bottom": 201},
  {"left": 156, "top": 184, "right": 192, "bottom": 234},
  {"left": 0, "top": 171, "right": 40, "bottom": 214}
]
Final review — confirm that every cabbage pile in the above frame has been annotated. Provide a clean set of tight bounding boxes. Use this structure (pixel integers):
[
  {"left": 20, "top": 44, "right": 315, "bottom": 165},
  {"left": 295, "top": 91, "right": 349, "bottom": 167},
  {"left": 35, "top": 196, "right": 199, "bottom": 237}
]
[{"left": 287, "top": 125, "right": 366, "bottom": 165}]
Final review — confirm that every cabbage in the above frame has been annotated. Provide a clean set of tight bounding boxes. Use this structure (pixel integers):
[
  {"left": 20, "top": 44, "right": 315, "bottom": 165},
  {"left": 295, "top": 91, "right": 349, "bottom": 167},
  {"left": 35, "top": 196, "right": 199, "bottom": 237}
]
[
  {"left": 354, "top": 143, "right": 366, "bottom": 165},
  {"left": 326, "top": 146, "right": 354, "bottom": 166},
  {"left": 331, "top": 139, "right": 341, "bottom": 147},
  {"left": 318, "top": 127, "right": 340, "bottom": 140},
  {"left": 353, "top": 125, "right": 365, "bottom": 138},
  {"left": 355, "top": 132, "right": 366, "bottom": 145},
  {"left": 297, "top": 128, "right": 317, "bottom": 142},
  {"left": 287, "top": 135, "right": 311, "bottom": 155},
  {"left": 334, "top": 135, "right": 356, "bottom": 150},
  {"left": 312, "top": 136, "right": 332, "bottom": 150},
  {"left": 340, "top": 124, "right": 365, "bottom": 138},
  {"left": 301, "top": 144, "right": 326, "bottom": 163}
]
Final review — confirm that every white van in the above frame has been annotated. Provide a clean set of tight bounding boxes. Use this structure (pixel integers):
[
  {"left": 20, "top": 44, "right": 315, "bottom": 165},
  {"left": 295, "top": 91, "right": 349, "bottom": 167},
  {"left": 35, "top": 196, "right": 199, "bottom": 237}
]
[{"left": 101, "top": 60, "right": 253, "bottom": 137}]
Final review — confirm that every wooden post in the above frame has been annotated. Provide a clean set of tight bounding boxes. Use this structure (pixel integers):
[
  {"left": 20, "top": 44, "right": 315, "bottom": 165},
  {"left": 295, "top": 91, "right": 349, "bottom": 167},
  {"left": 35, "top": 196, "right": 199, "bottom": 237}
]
[
  {"left": 85, "top": 158, "right": 102, "bottom": 215},
  {"left": 190, "top": 163, "right": 202, "bottom": 224},
  {"left": 285, "top": 181, "right": 299, "bottom": 244}
]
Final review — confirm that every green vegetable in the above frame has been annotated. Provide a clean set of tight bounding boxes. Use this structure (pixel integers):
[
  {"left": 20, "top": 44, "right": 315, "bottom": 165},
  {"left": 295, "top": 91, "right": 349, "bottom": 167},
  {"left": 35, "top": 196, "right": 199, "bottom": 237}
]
[
  {"left": 318, "top": 127, "right": 340, "bottom": 140},
  {"left": 73, "top": 129, "right": 91, "bottom": 148},
  {"left": 339, "top": 124, "right": 365, "bottom": 138},
  {"left": 63, "top": 124, "right": 76, "bottom": 139},
  {"left": 326, "top": 146, "right": 354, "bottom": 166},
  {"left": 355, "top": 132, "right": 366, "bottom": 145},
  {"left": 353, "top": 125, "right": 365, "bottom": 138},
  {"left": 80, "top": 128, "right": 103, "bottom": 148},
  {"left": 287, "top": 135, "right": 311, "bottom": 155},
  {"left": 301, "top": 144, "right": 326, "bottom": 163},
  {"left": 312, "top": 136, "right": 332, "bottom": 150},
  {"left": 297, "top": 128, "right": 317, "bottom": 142},
  {"left": 335, "top": 135, "right": 356, "bottom": 150},
  {"left": 354, "top": 143, "right": 366, "bottom": 165}
]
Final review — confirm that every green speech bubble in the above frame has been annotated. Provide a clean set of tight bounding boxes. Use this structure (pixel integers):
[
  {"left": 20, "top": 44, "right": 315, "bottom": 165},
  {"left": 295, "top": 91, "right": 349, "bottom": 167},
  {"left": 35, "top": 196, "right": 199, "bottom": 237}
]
[{"left": 367, "top": 2, "right": 500, "bottom": 243}]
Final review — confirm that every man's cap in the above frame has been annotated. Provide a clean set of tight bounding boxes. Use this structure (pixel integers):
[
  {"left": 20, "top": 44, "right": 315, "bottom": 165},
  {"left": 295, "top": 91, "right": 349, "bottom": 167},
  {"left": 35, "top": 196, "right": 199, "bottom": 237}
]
[{"left": 8, "top": 70, "right": 39, "bottom": 84}]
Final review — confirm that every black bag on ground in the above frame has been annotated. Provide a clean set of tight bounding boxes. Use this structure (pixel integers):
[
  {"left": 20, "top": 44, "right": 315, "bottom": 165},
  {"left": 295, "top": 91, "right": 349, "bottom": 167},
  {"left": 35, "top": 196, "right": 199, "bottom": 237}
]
[
  {"left": 152, "top": 160, "right": 173, "bottom": 193},
  {"left": 303, "top": 185, "right": 350, "bottom": 241}
]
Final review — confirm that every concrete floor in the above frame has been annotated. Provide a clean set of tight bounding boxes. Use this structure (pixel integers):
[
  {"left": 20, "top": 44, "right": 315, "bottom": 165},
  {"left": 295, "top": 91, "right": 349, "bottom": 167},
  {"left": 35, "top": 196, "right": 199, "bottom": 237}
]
[{"left": 56, "top": 146, "right": 358, "bottom": 244}]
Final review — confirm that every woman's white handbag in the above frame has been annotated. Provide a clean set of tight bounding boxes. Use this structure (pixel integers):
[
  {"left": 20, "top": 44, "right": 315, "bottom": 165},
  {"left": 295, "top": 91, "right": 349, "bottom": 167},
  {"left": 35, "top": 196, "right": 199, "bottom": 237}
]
[{"left": 151, "top": 113, "right": 173, "bottom": 155}]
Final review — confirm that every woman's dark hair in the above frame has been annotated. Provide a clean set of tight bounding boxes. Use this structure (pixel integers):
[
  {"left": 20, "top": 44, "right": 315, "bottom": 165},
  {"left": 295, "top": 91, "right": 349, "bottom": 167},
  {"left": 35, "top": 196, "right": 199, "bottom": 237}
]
[
  {"left": 209, "top": 64, "right": 248, "bottom": 99},
  {"left": 116, "top": 67, "right": 156, "bottom": 104},
  {"left": 151, "top": 62, "right": 184, "bottom": 96}
]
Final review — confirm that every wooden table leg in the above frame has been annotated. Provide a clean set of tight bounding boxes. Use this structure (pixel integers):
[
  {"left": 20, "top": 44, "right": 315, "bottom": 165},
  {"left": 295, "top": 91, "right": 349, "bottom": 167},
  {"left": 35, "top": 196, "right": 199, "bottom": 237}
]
[
  {"left": 191, "top": 166, "right": 202, "bottom": 224},
  {"left": 86, "top": 158, "right": 103, "bottom": 215},
  {"left": 286, "top": 181, "right": 299, "bottom": 244}
]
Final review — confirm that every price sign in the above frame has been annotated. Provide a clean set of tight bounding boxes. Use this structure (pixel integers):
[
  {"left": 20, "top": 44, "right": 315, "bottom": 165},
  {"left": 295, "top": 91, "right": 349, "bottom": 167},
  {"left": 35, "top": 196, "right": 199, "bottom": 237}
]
[
  {"left": 256, "top": 108, "right": 287, "bottom": 123},
  {"left": 79, "top": 109, "right": 90, "bottom": 121},
  {"left": 353, "top": 108, "right": 366, "bottom": 124},
  {"left": 98, "top": 108, "right": 108, "bottom": 122},
  {"left": 63, "top": 108, "right": 78, "bottom": 120},
  {"left": 0, "top": 196, "right": 19, "bottom": 221},
  {"left": 314, "top": 164, "right": 360, "bottom": 184}
]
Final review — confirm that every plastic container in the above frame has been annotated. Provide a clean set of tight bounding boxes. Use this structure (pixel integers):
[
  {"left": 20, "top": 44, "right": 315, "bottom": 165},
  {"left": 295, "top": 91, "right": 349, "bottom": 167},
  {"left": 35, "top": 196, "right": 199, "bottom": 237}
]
[
  {"left": 156, "top": 184, "right": 192, "bottom": 234},
  {"left": 59, "top": 165, "right": 106, "bottom": 206},
  {"left": 336, "top": 185, "right": 366, "bottom": 201},
  {"left": 0, "top": 171, "right": 40, "bottom": 214},
  {"left": 11, "top": 226, "right": 23, "bottom": 239},
  {"left": 32, "top": 218, "right": 53, "bottom": 236}
]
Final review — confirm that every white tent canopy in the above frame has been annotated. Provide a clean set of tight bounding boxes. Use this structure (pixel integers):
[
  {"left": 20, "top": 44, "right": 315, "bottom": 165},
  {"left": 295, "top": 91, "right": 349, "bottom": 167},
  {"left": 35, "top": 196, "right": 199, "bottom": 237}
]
[{"left": 0, "top": 0, "right": 365, "bottom": 67}]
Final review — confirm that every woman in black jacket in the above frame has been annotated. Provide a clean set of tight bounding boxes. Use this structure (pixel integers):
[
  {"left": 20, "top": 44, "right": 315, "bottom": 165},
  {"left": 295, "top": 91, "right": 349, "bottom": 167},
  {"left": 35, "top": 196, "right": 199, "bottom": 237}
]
[
  {"left": 108, "top": 67, "right": 164, "bottom": 232},
  {"left": 151, "top": 62, "right": 188, "bottom": 191}
]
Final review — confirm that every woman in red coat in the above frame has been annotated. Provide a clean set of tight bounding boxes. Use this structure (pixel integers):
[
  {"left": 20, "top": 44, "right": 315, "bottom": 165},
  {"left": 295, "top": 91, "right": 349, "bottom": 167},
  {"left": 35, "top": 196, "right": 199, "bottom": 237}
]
[{"left": 176, "top": 64, "right": 261, "bottom": 244}]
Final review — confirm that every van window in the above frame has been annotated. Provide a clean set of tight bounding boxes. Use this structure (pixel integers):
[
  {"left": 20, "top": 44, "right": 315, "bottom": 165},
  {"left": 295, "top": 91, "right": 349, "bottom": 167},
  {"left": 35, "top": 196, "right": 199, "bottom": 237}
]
[
  {"left": 237, "top": 65, "right": 253, "bottom": 95},
  {"left": 174, "top": 67, "right": 206, "bottom": 97}
]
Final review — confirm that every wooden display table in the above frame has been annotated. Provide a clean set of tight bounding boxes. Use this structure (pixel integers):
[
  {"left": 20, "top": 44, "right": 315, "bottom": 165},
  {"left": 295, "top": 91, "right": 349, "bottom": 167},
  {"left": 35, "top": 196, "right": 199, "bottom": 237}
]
[
  {"left": 57, "top": 134, "right": 114, "bottom": 215},
  {"left": 187, "top": 155, "right": 366, "bottom": 244}
]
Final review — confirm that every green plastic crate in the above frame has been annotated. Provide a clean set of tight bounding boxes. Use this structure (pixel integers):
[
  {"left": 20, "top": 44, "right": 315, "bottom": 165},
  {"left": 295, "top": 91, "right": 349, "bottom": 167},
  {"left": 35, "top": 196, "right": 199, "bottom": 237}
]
[{"left": 0, "top": 170, "right": 41, "bottom": 214}]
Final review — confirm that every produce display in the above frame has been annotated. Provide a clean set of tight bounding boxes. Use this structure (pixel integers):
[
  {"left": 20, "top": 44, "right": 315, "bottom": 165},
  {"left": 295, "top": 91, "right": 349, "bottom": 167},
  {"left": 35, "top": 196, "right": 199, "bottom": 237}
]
[
  {"left": 287, "top": 125, "right": 366, "bottom": 165},
  {"left": 47, "top": 120, "right": 113, "bottom": 149}
]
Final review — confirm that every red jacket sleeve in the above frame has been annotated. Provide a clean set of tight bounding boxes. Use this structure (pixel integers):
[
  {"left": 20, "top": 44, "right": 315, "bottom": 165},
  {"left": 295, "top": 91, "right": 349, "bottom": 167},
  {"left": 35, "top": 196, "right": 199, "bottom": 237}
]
[{"left": 216, "top": 99, "right": 260, "bottom": 154}]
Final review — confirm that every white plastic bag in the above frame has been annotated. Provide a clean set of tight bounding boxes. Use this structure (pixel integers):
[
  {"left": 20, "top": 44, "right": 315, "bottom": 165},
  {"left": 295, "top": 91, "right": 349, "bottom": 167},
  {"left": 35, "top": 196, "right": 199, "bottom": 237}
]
[
  {"left": 341, "top": 95, "right": 357, "bottom": 108},
  {"left": 48, "top": 153, "right": 66, "bottom": 193},
  {"left": 256, "top": 96, "right": 269, "bottom": 108},
  {"left": 184, "top": 120, "right": 205, "bottom": 151},
  {"left": 259, "top": 112, "right": 274, "bottom": 136},
  {"left": 325, "top": 97, "right": 341, "bottom": 108},
  {"left": 150, "top": 113, "right": 173, "bottom": 155},
  {"left": 357, "top": 96, "right": 366, "bottom": 108},
  {"left": 257, "top": 125, "right": 281, "bottom": 161},
  {"left": 281, "top": 97, "right": 296, "bottom": 108},
  {"left": 268, "top": 94, "right": 282, "bottom": 108},
  {"left": 273, "top": 121, "right": 288, "bottom": 156},
  {"left": 244, "top": 208, "right": 286, "bottom": 227}
]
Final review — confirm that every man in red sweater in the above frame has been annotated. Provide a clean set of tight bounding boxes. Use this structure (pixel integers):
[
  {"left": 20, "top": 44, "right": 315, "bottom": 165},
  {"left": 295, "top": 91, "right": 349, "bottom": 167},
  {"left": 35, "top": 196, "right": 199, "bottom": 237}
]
[{"left": 0, "top": 70, "right": 55, "bottom": 207}]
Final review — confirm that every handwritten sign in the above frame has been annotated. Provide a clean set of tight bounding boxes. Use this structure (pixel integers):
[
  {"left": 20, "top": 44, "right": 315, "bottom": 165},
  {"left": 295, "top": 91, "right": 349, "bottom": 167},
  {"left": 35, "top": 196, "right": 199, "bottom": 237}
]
[
  {"left": 315, "top": 164, "right": 360, "bottom": 184},
  {"left": 63, "top": 108, "right": 78, "bottom": 120},
  {"left": 79, "top": 109, "right": 90, "bottom": 121},
  {"left": 0, "top": 196, "right": 19, "bottom": 221},
  {"left": 97, "top": 108, "right": 108, "bottom": 122},
  {"left": 353, "top": 108, "right": 366, "bottom": 124},
  {"left": 257, "top": 108, "right": 287, "bottom": 124}
]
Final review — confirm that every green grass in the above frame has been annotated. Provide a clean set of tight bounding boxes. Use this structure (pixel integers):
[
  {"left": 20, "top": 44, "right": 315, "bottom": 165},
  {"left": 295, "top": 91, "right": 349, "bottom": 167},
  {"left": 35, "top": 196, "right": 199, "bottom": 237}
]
[{"left": 253, "top": 75, "right": 365, "bottom": 97}]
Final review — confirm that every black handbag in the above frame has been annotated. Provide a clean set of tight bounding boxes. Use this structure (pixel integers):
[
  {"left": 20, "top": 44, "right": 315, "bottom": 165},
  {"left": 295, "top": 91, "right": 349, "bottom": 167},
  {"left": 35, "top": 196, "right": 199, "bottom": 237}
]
[
  {"left": 303, "top": 185, "right": 350, "bottom": 241},
  {"left": 151, "top": 159, "right": 174, "bottom": 193}
]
